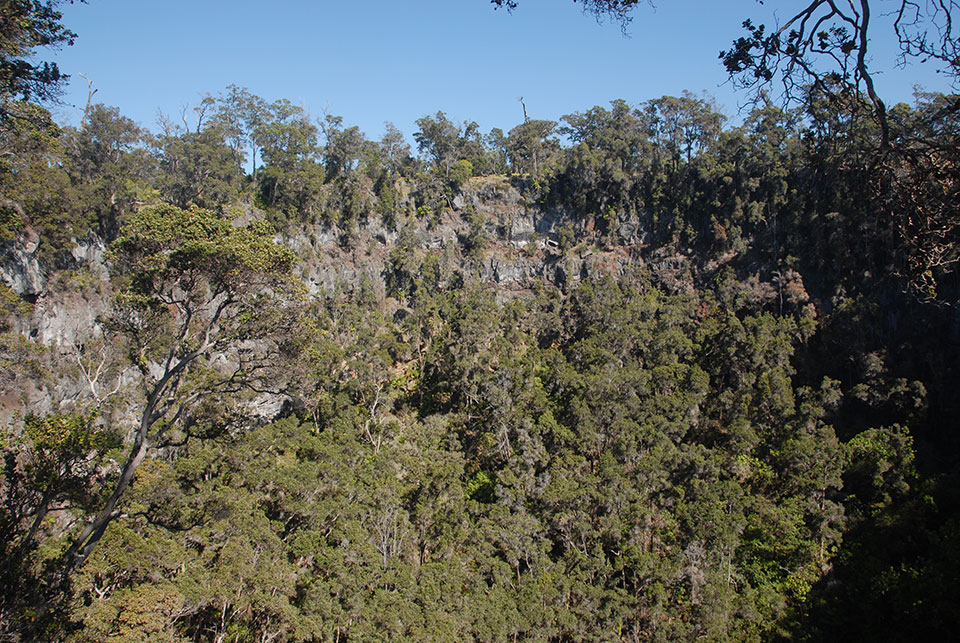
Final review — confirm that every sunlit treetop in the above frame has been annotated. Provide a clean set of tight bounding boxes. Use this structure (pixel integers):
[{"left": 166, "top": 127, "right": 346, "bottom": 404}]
[{"left": 0, "top": 0, "right": 84, "bottom": 121}]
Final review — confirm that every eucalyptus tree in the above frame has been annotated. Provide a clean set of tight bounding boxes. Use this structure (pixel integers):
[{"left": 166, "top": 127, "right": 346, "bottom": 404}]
[
  {"left": 211, "top": 84, "right": 269, "bottom": 177},
  {"left": 0, "top": 0, "right": 80, "bottom": 123},
  {"left": 253, "top": 99, "right": 325, "bottom": 220},
  {"left": 61, "top": 204, "right": 297, "bottom": 572}
]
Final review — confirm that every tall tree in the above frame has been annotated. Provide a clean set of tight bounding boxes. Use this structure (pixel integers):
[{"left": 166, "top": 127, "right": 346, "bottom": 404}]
[
  {"left": 212, "top": 84, "right": 268, "bottom": 177},
  {"left": 61, "top": 204, "right": 297, "bottom": 572},
  {"left": 721, "top": 0, "right": 960, "bottom": 147},
  {"left": 414, "top": 111, "right": 462, "bottom": 178},
  {"left": 380, "top": 121, "right": 411, "bottom": 177},
  {"left": 155, "top": 126, "right": 238, "bottom": 210},
  {"left": 507, "top": 119, "right": 557, "bottom": 179},
  {"left": 0, "top": 0, "right": 81, "bottom": 122},
  {"left": 254, "top": 99, "right": 325, "bottom": 219},
  {"left": 63, "top": 103, "right": 147, "bottom": 235}
]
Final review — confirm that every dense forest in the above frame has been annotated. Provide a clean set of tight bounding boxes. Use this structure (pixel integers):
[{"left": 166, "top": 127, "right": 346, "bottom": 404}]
[{"left": 1, "top": 1, "right": 959, "bottom": 640}]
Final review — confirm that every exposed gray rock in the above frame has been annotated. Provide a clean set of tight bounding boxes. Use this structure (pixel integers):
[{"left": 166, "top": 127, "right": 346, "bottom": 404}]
[
  {"left": 71, "top": 235, "right": 107, "bottom": 267},
  {"left": 30, "top": 292, "right": 106, "bottom": 347},
  {"left": 1, "top": 226, "right": 45, "bottom": 298},
  {"left": 0, "top": 172, "right": 715, "bottom": 437}
]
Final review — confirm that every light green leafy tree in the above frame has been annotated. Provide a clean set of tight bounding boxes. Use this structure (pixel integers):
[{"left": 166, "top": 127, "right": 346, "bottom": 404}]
[{"left": 62, "top": 204, "right": 297, "bottom": 573}]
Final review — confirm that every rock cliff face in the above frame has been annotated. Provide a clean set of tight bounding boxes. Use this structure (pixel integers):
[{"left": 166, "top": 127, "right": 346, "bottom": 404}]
[
  {"left": 1, "top": 176, "right": 703, "bottom": 339},
  {"left": 0, "top": 175, "right": 700, "bottom": 424},
  {"left": 0, "top": 226, "right": 44, "bottom": 301},
  {"left": 2, "top": 233, "right": 110, "bottom": 345},
  {"left": 275, "top": 175, "right": 692, "bottom": 301}
]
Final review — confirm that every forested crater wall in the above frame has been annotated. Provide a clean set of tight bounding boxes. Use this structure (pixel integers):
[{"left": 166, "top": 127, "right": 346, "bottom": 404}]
[
  {"left": 3, "top": 174, "right": 705, "bottom": 353},
  {"left": 1, "top": 176, "right": 693, "bottom": 426},
  {"left": 1, "top": 86, "right": 958, "bottom": 641}
]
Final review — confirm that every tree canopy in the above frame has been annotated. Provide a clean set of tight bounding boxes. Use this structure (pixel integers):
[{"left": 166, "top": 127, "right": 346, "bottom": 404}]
[
  {"left": 0, "top": 2, "right": 958, "bottom": 640},
  {"left": 0, "top": 0, "right": 81, "bottom": 122}
]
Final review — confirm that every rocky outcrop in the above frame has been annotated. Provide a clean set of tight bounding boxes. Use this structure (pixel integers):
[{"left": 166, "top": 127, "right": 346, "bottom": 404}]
[
  {"left": 0, "top": 175, "right": 785, "bottom": 440},
  {"left": 1, "top": 226, "right": 45, "bottom": 300},
  {"left": 2, "top": 174, "right": 702, "bottom": 354},
  {"left": 2, "top": 229, "right": 112, "bottom": 347},
  {"left": 275, "top": 175, "right": 687, "bottom": 298}
]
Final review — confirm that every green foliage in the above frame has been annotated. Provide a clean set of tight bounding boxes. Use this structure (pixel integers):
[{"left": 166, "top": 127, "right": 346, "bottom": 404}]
[
  {"left": 0, "top": 22, "right": 957, "bottom": 635},
  {"left": 448, "top": 158, "right": 473, "bottom": 189},
  {"left": 112, "top": 204, "right": 294, "bottom": 291},
  {"left": 461, "top": 206, "right": 488, "bottom": 258},
  {"left": 210, "top": 84, "right": 268, "bottom": 177},
  {"left": 23, "top": 412, "right": 114, "bottom": 460},
  {"left": 413, "top": 111, "right": 463, "bottom": 178},
  {"left": 156, "top": 129, "right": 238, "bottom": 210},
  {"left": 465, "top": 470, "right": 497, "bottom": 503},
  {"left": 507, "top": 119, "right": 558, "bottom": 179},
  {"left": 62, "top": 104, "right": 148, "bottom": 235},
  {"left": 0, "top": 101, "right": 93, "bottom": 258},
  {"left": 254, "top": 100, "right": 326, "bottom": 224},
  {"left": 0, "top": 0, "right": 77, "bottom": 122},
  {"left": 0, "top": 282, "right": 31, "bottom": 328},
  {"left": 11, "top": 202, "right": 305, "bottom": 607},
  {"left": 0, "top": 411, "right": 120, "bottom": 635}
]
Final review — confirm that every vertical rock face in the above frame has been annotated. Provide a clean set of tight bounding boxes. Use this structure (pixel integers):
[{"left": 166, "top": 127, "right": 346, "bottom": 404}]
[
  {"left": 1, "top": 175, "right": 697, "bottom": 356},
  {"left": 27, "top": 287, "right": 109, "bottom": 348},
  {"left": 0, "top": 175, "right": 732, "bottom": 437},
  {"left": 1, "top": 226, "right": 45, "bottom": 300},
  {"left": 0, "top": 175, "right": 702, "bottom": 375},
  {"left": 70, "top": 235, "right": 108, "bottom": 268},
  {"left": 273, "top": 174, "right": 684, "bottom": 299},
  {"left": 3, "top": 231, "right": 111, "bottom": 347},
  {"left": 2, "top": 229, "right": 117, "bottom": 426}
]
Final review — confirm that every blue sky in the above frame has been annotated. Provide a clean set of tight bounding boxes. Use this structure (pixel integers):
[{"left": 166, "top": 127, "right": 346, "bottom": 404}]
[{"left": 49, "top": 0, "right": 950, "bottom": 141}]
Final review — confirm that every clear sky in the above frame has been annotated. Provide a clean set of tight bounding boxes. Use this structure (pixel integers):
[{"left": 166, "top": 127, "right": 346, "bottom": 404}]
[{"left": 48, "top": 0, "right": 951, "bottom": 141}]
